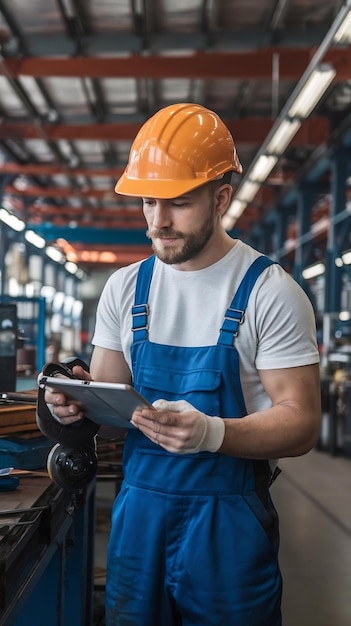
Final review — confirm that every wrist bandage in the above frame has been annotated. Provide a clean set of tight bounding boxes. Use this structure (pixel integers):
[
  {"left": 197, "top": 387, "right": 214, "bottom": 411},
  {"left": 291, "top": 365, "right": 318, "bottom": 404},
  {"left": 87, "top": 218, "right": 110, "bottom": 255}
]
[{"left": 153, "top": 399, "right": 225, "bottom": 453}]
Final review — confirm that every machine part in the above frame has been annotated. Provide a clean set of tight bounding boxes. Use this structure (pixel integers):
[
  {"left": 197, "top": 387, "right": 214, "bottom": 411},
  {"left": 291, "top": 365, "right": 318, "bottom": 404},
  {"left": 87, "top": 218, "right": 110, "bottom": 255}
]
[
  {"left": 36, "top": 358, "right": 99, "bottom": 445},
  {"left": 115, "top": 102, "right": 242, "bottom": 199},
  {"left": 47, "top": 442, "right": 97, "bottom": 493}
]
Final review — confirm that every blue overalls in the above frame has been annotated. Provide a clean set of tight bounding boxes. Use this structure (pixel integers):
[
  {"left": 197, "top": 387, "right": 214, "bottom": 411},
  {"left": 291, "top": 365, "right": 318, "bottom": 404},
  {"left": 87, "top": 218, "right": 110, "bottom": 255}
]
[{"left": 106, "top": 255, "right": 282, "bottom": 626}]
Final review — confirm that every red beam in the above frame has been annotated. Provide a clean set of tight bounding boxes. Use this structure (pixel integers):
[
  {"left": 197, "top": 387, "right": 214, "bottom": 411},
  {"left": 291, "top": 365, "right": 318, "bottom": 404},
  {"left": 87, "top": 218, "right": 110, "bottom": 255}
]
[
  {"left": 2, "top": 49, "right": 350, "bottom": 80},
  {"left": 28, "top": 205, "right": 143, "bottom": 218},
  {"left": 0, "top": 122, "right": 143, "bottom": 141},
  {"left": 0, "top": 117, "right": 330, "bottom": 146},
  {"left": 0, "top": 163, "right": 123, "bottom": 177},
  {"left": 5, "top": 184, "right": 109, "bottom": 199}
]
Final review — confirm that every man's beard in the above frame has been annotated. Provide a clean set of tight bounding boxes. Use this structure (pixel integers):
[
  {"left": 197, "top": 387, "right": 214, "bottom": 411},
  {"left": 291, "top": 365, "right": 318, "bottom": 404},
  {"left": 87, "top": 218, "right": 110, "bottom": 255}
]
[{"left": 146, "top": 213, "right": 215, "bottom": 265}]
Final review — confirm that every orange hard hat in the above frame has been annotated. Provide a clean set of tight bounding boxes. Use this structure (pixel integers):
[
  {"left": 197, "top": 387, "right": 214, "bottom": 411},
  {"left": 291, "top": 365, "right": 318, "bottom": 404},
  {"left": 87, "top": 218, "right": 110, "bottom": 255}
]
[{"left": 115, "top": 103, "right": 242, "bottom": 199}]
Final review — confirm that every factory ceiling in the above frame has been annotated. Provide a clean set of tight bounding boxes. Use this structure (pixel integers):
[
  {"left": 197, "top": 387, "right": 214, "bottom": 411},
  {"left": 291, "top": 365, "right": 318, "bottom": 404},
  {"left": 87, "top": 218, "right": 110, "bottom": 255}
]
[{"left": 0, "top": 0, "right": 350, "bottom": 270}]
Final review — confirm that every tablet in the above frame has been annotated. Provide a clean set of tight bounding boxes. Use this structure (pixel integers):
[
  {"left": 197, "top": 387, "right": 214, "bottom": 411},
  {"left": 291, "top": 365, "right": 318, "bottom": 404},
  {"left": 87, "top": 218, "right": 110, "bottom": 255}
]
[{"left": 40, "top": 376, "right": 153, "bottom": 429}]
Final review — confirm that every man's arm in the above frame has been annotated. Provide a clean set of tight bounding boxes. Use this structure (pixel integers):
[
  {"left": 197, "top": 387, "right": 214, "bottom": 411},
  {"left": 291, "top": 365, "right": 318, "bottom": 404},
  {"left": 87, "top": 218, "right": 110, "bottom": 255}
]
[
  {"left": 89, "top": 345, "right": 132, "bottom": 385},
  {"left": 219, "top": 363, "right": 321, "bottom": 459},
  {"left": 132, "top": 363, "right": 321, "bottom": 459}
]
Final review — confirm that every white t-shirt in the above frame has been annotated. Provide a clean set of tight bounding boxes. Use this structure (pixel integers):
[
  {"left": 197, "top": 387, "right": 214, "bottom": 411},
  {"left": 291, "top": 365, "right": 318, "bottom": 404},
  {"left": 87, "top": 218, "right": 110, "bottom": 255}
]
[{"left": 92, "top": 240, "right": 320, "bottom": 415}]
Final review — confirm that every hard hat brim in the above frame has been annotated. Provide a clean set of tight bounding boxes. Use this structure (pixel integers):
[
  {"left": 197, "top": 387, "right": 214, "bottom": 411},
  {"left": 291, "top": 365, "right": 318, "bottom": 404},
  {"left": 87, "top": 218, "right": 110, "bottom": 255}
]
[{"left": 115, "top": 170, "right": 239, "bottom": 199}]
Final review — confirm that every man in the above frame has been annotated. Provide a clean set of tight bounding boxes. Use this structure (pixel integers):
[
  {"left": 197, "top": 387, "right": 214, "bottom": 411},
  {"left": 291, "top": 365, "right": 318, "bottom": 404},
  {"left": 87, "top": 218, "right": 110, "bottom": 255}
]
[{"left": 43, "top": 103, "right": 321, "bottom": 625}]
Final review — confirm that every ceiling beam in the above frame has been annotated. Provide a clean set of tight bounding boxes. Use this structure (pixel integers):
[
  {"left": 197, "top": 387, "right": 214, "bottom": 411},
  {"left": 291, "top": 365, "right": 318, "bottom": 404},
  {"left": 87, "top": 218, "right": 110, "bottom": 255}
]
[
  {"left": 28, "top": 205, "right": 143, "bottom": 218},
  {"left": 0, "top": 163, "right": 124, "bottom": 177},
  {"left": 0, "top": 117, "right": 330, "bottom": 145},
  {"left": 5, "top": 184, "right": 111, "bottom": 199},
  {"left": 29, "top": 224, "right": 150, "bottom": 245},
  {"left": 3, "top": 49, "right": 350, "bottom": 80}
]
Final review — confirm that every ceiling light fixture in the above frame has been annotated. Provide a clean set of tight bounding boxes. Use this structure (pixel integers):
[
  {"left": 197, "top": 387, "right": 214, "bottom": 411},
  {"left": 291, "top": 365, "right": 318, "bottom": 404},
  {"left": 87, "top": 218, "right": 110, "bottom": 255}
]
[
  {"left": 46, "top": 246, "right": 65, "bottom": 264},
  {"left": 342, "top": 249, "right": 351, "bottom": 265},
  {"left": 248, "top": 155, "right": 279, "bottom": 183},
  {"left": 334, "top": 3, "right": 351, "bottom": 43},
  {"left": 266, "top": 119, "right": 302, "bottom": 155},
  {"left": 65, "top": 261, "right": 79, "bottom": 275},
  {"left": 287, "top": 65, "right": 336, "bottom": 119},
  {"left": 224, "top": 0, "right": 351, "bottom": 231},
  {"left": 302, "top": 262, "right": 325, "bottom": 280},
  {"left": 339, "top": 311, "right": 351, "bottom": 321},
  {"left": 25, "top": 230, "right": 46, "bottom": 249},
  {"left": 235, "top": 181, "right": 261, "bottom": 204},
  {"left": 225, "top": 199, "right": 247, "bottom": 220},
  {"left": 0, "top": 208, "right": 25, "bottom": 231}
]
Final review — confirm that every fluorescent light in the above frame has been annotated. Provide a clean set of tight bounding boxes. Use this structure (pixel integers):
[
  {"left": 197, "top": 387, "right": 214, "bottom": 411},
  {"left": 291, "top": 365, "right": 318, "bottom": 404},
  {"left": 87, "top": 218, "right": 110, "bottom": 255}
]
[
  {"left": 63, "top": 295, "right": 75, "bottom": 316},
  {"left": 65, "top": 261, "right": 78, "bottom": 274},
  {"left": 41, "top": 285, "right": 56, "bottom": 301},
  {"left": 75, "top": 268, "right": 86, "bottom": 280},
  {"left": 236, "top": 181, "right": 260, "bottom": 204},
  {"left": 0, "top": 208, "right": 25, "bottom": 231},
  {"left": 72, "top": 300, "right": 83, "bottom": 319},
  {"left": 52, "top": 291, "right": 65, "bottom": 312},
  {"left": 25, "top": 229, "right": 46, "bottom": 249},
  {"left": 222, "top": 199, "right": 247, "bottom": 230},
  {"left": 222, "top": 215, "right": 235, "bottom": 230},
  {"left": 334, "top": 8, "right": 351, "bottom": 43},
  {"left": 249, "top": 155, "right": 278, "bottom": 183},
  {"left": 226, "top": 199, "right": 247, "bottom": 219},
  {"left": 288, "top": 65, "right": 336, "bottom": 119},
  {"left": 266, "top": 119, "right": 302, "bottom": 154},
  {"left": 342, "top": 250, "right": 351, "bottom": 265},
  {"left": 302, "top": 262, "right": 325, "bottom": 280},
  {"left": 46, "top": 246, "right": 65, "bottom": 263},
  {"left": 339, "top": 311, "right": 351, "bottom": 322}
]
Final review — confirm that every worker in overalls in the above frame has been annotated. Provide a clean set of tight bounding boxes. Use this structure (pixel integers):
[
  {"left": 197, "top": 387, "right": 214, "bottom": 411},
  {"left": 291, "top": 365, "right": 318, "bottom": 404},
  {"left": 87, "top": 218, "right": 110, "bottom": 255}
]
[{"left": 44, "top": 103, "right": 321, "bottom": 625}]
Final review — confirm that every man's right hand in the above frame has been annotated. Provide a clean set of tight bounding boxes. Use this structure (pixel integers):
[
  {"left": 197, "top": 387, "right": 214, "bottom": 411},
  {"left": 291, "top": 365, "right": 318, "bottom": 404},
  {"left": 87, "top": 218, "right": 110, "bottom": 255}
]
[{"left": 39, "top": 364, "right": 92, "bottom": 426}]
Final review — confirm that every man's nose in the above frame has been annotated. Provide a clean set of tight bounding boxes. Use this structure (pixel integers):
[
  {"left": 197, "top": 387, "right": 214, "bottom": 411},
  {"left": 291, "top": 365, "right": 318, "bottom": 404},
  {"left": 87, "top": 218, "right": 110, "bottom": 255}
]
[{"left": 152, "top": 203, "right": 171, "bottom": 228}]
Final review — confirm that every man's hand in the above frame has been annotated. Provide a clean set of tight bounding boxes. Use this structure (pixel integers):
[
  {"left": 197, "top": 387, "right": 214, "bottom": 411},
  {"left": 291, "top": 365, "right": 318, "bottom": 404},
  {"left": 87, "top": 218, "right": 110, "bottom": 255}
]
[
  {"left": 131, "top": 399, "right": 225, "bottom": 454},
  {"left": 39, "top": 365, "right": 91, "bottom": 426}
]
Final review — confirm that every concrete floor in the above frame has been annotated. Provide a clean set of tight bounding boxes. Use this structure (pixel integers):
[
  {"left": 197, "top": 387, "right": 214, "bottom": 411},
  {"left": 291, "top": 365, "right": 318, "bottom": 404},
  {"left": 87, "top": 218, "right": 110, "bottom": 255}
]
[
  {"left": 272, "top": 449, "right": 351, "bottom": 626},
  {"left": 94, "top": 447, "right": 351, "bottom": 626}
]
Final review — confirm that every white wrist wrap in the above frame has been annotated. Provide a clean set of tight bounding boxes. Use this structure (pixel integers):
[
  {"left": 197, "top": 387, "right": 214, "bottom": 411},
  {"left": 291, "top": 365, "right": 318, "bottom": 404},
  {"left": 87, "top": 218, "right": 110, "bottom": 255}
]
[
  {"left": 152, "top": 399, "right": 225, "bottom": 454},
  {"left": 201, "top": 415, "right": 225, "bottom": 453}
]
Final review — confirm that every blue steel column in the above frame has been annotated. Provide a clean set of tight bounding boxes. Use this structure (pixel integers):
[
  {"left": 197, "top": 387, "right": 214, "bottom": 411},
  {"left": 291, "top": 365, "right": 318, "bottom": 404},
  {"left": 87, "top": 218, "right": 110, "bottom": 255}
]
[
  {"left": 250, "top": 222, "right": 273, "bottom": 255},
  {"left": 274, "top": 206, "right": 288, "bottom": 263},
  {"left": 293, "top": 184, "right": 315, "bottom": 284},
  {"left": 0, "top": 173, "right": 9, "bottom": 295},
  {"left": 0, "top": 221, "right": 6, "bottom": 295},
  {"left": 325, "top": 150, "right": 348, "bottom": 316}
]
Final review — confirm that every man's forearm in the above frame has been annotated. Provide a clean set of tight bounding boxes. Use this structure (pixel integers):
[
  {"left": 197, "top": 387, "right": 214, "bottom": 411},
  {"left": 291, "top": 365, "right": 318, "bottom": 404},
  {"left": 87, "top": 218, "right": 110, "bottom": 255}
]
[{"left": 219, "top": 402, "right": 321, "bottom": 460}]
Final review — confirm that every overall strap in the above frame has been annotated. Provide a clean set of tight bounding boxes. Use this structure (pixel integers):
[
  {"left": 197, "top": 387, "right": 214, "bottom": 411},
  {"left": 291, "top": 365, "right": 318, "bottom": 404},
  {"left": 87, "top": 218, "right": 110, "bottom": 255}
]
[
  {"left": 218, "top": 255, "right": 275, "bottom": 346},
  {"left": 131, "top": 255, "right": 156, "bottom": 343}
]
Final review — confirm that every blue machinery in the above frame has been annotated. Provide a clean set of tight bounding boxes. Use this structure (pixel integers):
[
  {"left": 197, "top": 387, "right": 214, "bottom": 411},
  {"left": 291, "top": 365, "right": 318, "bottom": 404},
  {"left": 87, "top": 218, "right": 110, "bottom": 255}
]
[
  {"left": 0, "top": 295, "right": 46, "bottom": 374},
  {"left": 0, "top": 480, "right": 95, "bottom": 626}
]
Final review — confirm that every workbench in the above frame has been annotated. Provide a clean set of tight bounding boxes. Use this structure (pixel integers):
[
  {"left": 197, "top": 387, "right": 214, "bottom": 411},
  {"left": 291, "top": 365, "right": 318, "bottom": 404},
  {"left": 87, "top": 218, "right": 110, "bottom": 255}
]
[
  {"left": 0, "top": 475, "right": 95, "bottom": 626},
  {"left": 0, "top": 399, "right": 96, "bottom": 626}
]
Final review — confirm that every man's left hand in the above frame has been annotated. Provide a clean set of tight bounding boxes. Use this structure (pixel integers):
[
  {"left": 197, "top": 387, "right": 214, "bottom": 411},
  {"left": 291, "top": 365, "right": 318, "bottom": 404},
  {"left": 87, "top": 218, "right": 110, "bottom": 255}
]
[{"left": 131, "top": 399, "right": 225, "bottom": 454}]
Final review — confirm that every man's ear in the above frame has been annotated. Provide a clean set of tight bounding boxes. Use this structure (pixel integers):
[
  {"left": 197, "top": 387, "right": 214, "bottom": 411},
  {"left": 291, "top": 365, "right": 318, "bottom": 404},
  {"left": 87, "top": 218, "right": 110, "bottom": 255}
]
[{"left": 215, "top": 184, "right": 233, "bottom": 217}]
